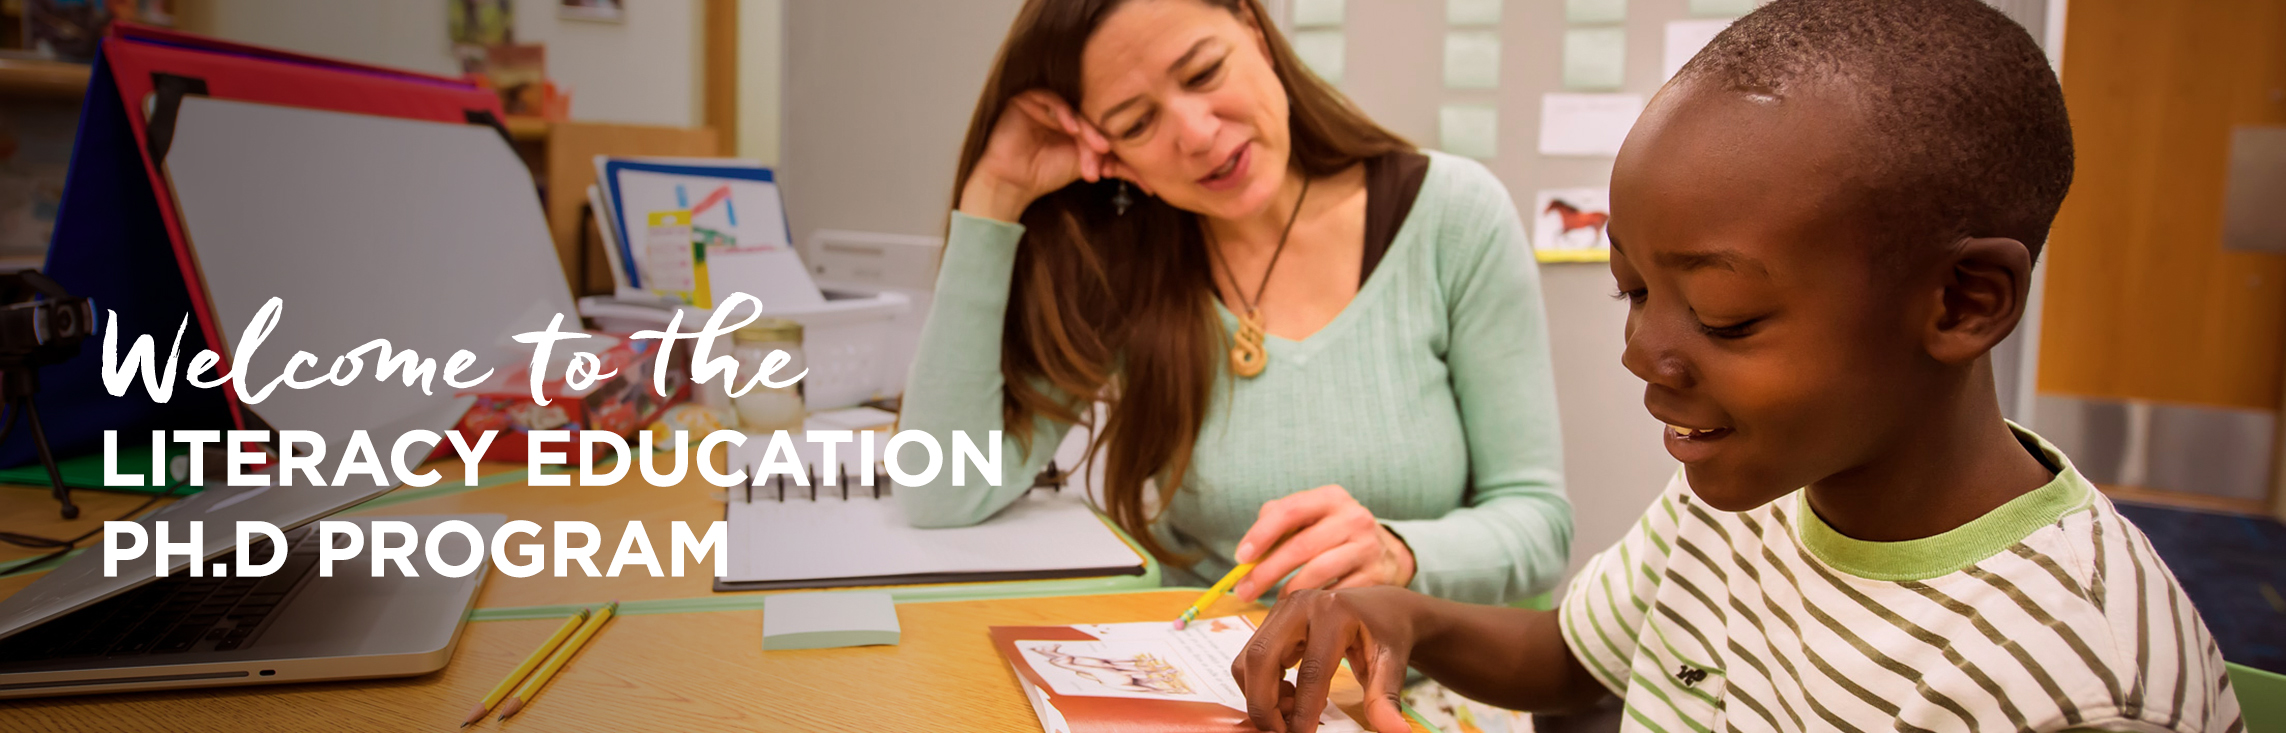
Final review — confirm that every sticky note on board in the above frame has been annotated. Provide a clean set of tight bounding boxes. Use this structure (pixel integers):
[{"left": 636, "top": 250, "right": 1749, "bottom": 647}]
[
  {"left": 1292, "top": 29, "right": 1347, "bottom": 85},
  {"left": 1447, "top": 0, "right": 1502, "bottom": 26},
  {"left": 1291, "top": 0, "right": 1344, "bottom": 27},
  {"left": 763, "top": 592, "right": 901, "bottom": 650},
  {"left": 1566, "top": 0, "right": 1626, "bottom": 24},
  {"left": 1439, "top": 104, "right": 1499, "bottom": 160},
  {"left": 1689, "top": 0, "right": 1760, "bottom": 16},
  {"left": 1563, "top": 27, "right": 1626, "bottom": 90},
  {"left": 1444, "top": 31, "right": 1501, "bottom": 89}
]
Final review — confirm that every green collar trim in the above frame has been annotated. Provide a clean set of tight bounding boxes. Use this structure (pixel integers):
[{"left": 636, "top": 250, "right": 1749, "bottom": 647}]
[{"left": 1795, "top": 421, "right": 2094, "bottom": 582}]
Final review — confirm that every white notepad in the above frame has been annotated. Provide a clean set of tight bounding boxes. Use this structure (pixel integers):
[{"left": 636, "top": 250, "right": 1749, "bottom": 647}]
[
  {"left": 720, "top": 491, "right": 1145, "bottom": 590},
  {"left": 714, "top": 433, "right": 1147, "bottom": 591},
  {"left": 762, "top": 592, "right": 900, "bottom": 650}
]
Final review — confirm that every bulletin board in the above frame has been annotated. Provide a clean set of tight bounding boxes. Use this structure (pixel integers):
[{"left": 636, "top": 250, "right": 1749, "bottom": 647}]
[
  {"left": 1278, "top": 0, "right": 2050, "bottom": 264},
  {"left": 1279, "top": 0, "right": 1759, "bottom": 264},
  {"left": 1272, "top": 0, "right": 2056, "bottom": 423}
]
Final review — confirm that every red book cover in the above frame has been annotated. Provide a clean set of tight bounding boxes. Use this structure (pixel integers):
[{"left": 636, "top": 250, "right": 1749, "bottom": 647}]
[{"left": 988, "top": 618, "right": 1369, "bottom": 733}]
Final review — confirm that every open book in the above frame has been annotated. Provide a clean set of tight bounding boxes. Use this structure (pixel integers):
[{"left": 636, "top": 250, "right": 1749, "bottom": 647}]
[{"left": 990, "top": 619, "right": 1368, "bottom": 733}]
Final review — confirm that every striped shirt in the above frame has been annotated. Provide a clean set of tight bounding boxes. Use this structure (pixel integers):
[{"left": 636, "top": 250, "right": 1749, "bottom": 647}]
[{"left": 1559, "top": 425, "right": 2244, "bottom": 732}]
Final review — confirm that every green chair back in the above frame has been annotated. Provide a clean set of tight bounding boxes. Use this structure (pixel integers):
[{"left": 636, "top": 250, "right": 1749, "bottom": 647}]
[{"left": 2233, "top": 662, "right": 2285, "bottom": 732}]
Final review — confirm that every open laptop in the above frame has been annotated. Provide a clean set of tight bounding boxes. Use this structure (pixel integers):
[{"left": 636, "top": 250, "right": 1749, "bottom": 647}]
[
  {"left": 0, "top": 74, "right": 584, "bottom": 700},
  {"left": 0, "top": 476, "right": 503, "bottom": 698}
]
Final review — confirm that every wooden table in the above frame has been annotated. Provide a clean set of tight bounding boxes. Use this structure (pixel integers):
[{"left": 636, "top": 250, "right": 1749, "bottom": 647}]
[
  {"left": 1, "top": 589, "right": 1390, "bottom": 732},
  {"left": 0, "top": 473, "right": 1416, "bottom": 732}
]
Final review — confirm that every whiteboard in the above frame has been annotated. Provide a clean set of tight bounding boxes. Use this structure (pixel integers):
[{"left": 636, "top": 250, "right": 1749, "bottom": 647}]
[{"left": 164, "top": 97, "right": 579, "bottom": 455}]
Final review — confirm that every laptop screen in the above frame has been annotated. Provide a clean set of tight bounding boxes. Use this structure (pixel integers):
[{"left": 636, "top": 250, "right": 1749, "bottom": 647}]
[{"left": 0, "top": 97, "right": 576, "bottom": 640}]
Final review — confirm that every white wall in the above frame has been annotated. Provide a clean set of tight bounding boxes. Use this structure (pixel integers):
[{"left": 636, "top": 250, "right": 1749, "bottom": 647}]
[
  {"left": 192, "top": 0, "right": 702, "bottom": 128},
  {"left": 780, "top": 0, "right": 1025, "bottom": 239}
]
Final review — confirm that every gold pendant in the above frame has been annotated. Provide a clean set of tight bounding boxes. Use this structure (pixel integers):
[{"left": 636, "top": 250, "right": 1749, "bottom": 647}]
[{"left": 1230, "top": 308, "right": 1268, "bottom": 378}]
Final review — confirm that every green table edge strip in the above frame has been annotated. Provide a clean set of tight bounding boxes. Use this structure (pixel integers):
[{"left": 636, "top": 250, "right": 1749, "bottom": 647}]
[
  {"left": 346, "top": 467, "right": 533, "bottom": 513},
  {"left": 468, "top": 574, "right": 1181, "bottom": 621},
  {"left": 1403, "top": 704, "right": 1445, "bottom": 733},
  {"left": 469, "top": 502, "right": 1166, "bottom": 621}
]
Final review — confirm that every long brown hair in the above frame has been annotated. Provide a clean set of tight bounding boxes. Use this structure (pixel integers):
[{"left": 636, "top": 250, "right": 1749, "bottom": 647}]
[{"left": 951, "top": 0, "right": 1409, "bottom": 564}]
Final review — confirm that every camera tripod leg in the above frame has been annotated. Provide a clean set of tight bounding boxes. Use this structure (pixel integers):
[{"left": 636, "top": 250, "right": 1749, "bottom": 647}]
[{"left": 23, "top": 397, "right": 76, "bottom": 521}]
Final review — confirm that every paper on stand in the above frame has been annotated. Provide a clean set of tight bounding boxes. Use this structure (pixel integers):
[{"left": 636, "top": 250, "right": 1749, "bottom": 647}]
[{"left": 709, "top": 248, "right": 826, "bottom": 312}]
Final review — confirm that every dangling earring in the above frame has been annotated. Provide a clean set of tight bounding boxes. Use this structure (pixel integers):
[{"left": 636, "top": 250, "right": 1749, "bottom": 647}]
[{"left": 1113, "top": 180, "right": 1133, "bottom": 216}]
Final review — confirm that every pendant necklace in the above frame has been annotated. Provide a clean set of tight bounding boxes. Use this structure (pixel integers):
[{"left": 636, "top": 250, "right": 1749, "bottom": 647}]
[{"left": 1208, "top": 175, "right": 1311, "bottom": 378}]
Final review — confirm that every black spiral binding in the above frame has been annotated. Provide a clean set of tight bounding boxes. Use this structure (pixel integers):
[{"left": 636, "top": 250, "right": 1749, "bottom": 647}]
[{"left": 740, "top": 460, "right": 1069, "bottom": 502}]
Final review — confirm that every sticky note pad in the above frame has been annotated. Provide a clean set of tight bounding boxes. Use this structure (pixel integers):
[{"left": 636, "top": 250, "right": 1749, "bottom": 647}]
[
  {"left": 1292, "top": 0, "right": 1345, "bottom": 27},
  {"left": 1292, "top": 29, "right": 1347, "bottom": 85},
  {"left": 1443, "top": 31, "right": 1501, "bottom": 89},
  {"left": 1447, "top": 0, "right": 1502, "bottom": 26},
  {"left": 1566, "top": 0, "right": 1626, "bottom": 24},
  {"left": 1563, "top": 27, "right": 1627, "bottom": 90},
  {"left": 1439, "top": 104, "right": 1499, "bottom": 160},
  {"left": 1689, "top": 0, "right": 1760, "bottom": 16},
  {"left": 762, "top": 592, "right": 901, "bottom": 650}
]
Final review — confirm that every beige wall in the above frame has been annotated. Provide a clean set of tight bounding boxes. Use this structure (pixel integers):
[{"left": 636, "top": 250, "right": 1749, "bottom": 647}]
[
  {"left": 736, "top": 0, "right": 783, "bottom": 163},
  {"left": 181, "top": 0, "right": 704, "bottom": 128},
  {"left": 779, "top": 0, "right": 1025, "bottom": 240}
]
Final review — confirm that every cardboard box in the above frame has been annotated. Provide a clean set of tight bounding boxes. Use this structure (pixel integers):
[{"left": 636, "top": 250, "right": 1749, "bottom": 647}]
[{"left": 450, "top": 333, "right": 687, "bottom": 462}]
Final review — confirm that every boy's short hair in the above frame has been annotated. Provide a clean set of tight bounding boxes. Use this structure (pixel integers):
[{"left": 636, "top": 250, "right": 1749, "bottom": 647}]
[{"left": 1676, "top": 0, "right": 2073, "bottom": 263}]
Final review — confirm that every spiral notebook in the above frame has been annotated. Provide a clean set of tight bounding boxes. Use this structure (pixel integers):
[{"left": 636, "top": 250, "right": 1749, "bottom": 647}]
[{"left": 714, "top": 433, "right": 1148, "bottom": 591}]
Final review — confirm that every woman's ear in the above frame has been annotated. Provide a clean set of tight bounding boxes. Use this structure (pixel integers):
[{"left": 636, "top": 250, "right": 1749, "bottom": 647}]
[
  {"left": 1104, "top": 157, "right": 1157, "bottom": 196},
  {"left": 1925, "top": 237, "right": 2032, "bottom": 365}
]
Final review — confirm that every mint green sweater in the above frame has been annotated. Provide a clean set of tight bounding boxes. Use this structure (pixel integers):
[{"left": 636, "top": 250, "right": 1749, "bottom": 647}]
[{"left": 896, "top": 152, "right": 1571, "bottom": 605}]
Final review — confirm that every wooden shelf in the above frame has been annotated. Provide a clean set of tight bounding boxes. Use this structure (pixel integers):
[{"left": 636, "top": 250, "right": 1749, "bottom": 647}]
[
  {"left": 504, "top": 115, "right": 551, "bottom": 141},
  {"left": 0, "top": 57, "right": 92, "bottom": 99}
]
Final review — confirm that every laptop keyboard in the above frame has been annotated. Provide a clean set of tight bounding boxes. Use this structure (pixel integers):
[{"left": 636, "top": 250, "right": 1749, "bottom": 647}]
[{"left": 0, "top": 525, "right": 322, "bottom": 662}]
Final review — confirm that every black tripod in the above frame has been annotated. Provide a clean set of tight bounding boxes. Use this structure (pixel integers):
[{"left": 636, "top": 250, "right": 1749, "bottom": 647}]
[{"left": 0, "top": 366, "right": 76, "bottom": 520}]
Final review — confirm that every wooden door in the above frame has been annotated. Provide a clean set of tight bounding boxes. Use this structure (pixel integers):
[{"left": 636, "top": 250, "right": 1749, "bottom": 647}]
[{"left": 2037, "top": 0, "right": 2286, "bottom": 512}]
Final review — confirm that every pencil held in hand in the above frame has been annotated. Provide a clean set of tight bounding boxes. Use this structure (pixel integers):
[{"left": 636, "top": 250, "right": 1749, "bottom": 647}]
[
  {"left": 497, "top": 600, "right": 620, "bottom": 722},
  {"left": 1174, "top": 562, "right": 1258, "bottom": 630},
  {"left": 461, "top": 608, "right": 589, "bottom": 727}
]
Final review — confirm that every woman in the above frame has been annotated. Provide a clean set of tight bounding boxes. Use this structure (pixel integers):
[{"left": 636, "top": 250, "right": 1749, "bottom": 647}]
[{"left": 897, "top": 0, "right": 1569, "bottom": 605}]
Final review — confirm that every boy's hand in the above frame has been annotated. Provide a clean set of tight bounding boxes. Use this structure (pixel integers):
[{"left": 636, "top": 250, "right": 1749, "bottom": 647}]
[{"left": 1232, "top": 586, "right": 1419, "bottom": 733}]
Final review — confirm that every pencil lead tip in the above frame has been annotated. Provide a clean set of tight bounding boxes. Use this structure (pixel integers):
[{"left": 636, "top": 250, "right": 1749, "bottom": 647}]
[{"left": 461, "top": 703, "right": 490, "bottom": 727}]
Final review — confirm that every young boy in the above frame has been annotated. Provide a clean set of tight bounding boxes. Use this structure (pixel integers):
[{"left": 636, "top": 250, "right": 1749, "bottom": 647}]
[{"left": 1233, "top": 0, "right": 2246, "bottom": 731}]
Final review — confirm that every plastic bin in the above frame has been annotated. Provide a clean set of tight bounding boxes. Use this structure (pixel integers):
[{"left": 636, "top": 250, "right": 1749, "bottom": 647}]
[{"left": 579, "top": 290, "right": 910, "bottom": 412}]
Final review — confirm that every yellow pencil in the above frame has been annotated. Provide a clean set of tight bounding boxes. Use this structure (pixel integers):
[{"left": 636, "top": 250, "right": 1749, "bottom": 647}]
[
  {"left": 1173, "top": 561, "right": 1257, "bottom": 630},
  {"left": 460, "top": 608, "right": 589, "bottom": 727},
  {"left": 496, "top": 601, "right": 619, "bottom": 721}
]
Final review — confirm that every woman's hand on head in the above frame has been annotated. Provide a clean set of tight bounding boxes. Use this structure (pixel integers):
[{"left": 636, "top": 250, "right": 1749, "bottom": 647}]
[
  {"left": 1232, "top": 586, "right": 1421, "bottom": 733},
  {"left": 1231, "top": 485, "right": 1417, "bottom": 603},
  {"left": 958, "top": 90, "right": 1143, "bottom": 223}
]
